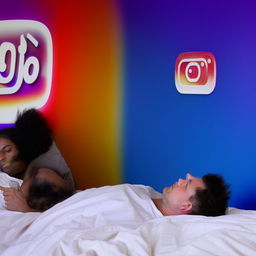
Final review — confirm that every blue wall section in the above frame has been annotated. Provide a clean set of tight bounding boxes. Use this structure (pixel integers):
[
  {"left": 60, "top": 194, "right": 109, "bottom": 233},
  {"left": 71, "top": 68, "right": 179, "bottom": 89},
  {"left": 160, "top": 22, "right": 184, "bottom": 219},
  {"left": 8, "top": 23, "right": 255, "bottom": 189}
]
[{"left": 120, "top": 0, "right": 256, "bottom": 209}]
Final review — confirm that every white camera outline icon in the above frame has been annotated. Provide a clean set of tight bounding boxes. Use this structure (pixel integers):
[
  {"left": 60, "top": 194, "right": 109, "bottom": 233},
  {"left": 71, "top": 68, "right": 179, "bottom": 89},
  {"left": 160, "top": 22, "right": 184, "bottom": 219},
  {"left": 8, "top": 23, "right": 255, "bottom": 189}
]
[
  {"left": 175, "top": 52, "right": 216, "bottom": 95},
  {"left": 0, "top": 20, "right": 53, "bottom": 123},
  {"left": 178, "top": 58, "right": 208, "bottom": 85},
  {"left": 185, "top": 62, "right": 201, "bottom": 83}
]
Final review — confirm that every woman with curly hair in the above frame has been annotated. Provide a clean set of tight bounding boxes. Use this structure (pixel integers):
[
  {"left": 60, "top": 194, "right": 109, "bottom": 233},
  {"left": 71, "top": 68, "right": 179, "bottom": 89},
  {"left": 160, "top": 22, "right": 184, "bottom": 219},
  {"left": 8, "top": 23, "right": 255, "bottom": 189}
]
[
  {"left": 0, "top": 109, "right": 53, "bottom": 179},
  {"left": 0, "top": 109, "right": 75, "bottom": 212}
]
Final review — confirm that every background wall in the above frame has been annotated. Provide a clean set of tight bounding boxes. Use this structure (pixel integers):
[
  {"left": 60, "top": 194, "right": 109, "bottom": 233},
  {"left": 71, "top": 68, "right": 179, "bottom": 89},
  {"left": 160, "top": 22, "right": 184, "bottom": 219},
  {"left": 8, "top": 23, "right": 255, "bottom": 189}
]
[
  {"left": 120, "top": 0, "right": 256, "bottom": 210},
  {"left": 1, "top": 0, "right": 256, "bottom": 210},
  {"left": 1, "top": 0, "right": 122, "bottom": 189}
]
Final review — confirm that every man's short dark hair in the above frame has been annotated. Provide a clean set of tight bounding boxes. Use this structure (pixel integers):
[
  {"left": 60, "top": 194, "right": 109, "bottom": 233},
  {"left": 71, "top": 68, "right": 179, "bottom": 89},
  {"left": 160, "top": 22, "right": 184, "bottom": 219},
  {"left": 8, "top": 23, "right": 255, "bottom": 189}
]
[
  {"left": 26, "top": 168, "right": 74, "bottom": 211},
  {"left": 189, "top": 174, "right": 230, "bottom": 216}
]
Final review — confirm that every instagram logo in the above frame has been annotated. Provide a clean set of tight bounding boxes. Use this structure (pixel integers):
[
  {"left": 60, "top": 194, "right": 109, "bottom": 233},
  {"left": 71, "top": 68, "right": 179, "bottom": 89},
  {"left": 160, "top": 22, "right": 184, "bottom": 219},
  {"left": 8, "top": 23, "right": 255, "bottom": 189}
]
[
  {"left": 175, "top": 52, "right": 216, "bottom": 94},
  {"left": 0, "top": 20, "right": 52, "bottom": 123}
]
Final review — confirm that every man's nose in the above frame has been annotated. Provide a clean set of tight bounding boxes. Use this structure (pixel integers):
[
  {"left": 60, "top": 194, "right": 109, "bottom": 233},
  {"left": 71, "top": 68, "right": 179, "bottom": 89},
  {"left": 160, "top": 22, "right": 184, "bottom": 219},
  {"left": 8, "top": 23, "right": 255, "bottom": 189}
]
[
  {"left": 178, "top": 178, "right": 186, "bottom": 185},
  {"left": 186, "top": 173, "right": 193, "bottom": 179}
]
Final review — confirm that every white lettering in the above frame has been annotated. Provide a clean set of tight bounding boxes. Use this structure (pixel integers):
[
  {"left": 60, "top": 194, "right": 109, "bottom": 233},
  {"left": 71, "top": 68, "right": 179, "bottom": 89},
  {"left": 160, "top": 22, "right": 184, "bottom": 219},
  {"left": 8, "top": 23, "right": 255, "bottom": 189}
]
[{"left": 0, "top": 33, "right": 40, "bottom": 95}]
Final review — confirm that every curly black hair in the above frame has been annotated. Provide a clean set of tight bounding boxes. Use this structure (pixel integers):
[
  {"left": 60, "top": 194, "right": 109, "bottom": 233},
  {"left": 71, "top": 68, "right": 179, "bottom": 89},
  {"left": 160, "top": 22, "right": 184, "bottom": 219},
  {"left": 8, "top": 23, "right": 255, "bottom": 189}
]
[
  {"left": 189, "top": 174, "right": 231, "bottom": 216},
  {"left": 0, "top": 108, "right": 53, "bottom": 164}
]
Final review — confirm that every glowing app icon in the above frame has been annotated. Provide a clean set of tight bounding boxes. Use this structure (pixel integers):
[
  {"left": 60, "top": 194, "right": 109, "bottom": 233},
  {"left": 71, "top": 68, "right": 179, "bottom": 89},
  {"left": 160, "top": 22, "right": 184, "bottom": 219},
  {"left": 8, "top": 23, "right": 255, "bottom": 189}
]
[
  {"left": 0, "top": 20, "right": 53, "bottom": 123},
  {"left": 175, "top": 52, "right": 216, "bottom": 94}
]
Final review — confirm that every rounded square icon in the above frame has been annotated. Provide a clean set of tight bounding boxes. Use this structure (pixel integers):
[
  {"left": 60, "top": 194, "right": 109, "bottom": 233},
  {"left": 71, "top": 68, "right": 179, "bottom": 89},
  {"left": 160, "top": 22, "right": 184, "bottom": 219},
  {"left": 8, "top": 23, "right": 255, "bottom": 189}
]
[
  {"left": 175, "top": 52, "right": 216, "bottom": 95},
  {"left": 0, "top": 20, "right": 53, "bottom": 123}
]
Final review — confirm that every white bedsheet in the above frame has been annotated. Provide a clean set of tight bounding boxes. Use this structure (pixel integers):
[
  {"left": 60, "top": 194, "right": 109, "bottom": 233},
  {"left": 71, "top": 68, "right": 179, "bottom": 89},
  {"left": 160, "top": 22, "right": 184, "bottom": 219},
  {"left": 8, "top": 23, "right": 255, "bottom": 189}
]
[
  {"left": 0, "top": 172, "right": 23, "bottom": 210},
  {"left": 1, "top": 201, "right": 256, "bottom": 255},
  {"left": 0, "top": 173, "right": 255, "bottom": 255}
]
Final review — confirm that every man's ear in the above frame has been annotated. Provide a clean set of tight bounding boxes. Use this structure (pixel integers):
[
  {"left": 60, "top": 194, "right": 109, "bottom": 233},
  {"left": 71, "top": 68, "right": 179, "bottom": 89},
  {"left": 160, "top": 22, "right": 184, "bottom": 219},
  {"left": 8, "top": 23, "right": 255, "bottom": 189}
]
[{"left": 180, "top": 201, "right": 192, "bottom": 213}]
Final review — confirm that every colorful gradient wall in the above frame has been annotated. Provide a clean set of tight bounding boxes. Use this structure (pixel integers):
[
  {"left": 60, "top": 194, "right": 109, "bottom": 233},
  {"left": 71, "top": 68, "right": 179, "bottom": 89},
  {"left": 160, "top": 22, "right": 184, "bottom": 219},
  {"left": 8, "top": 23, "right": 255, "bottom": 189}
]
[
  {"left": 1, "top": 0, "right": 256, "bottom": 209},
  {"left": 1, "top": 0, "right": 122, "bottom": 189}
]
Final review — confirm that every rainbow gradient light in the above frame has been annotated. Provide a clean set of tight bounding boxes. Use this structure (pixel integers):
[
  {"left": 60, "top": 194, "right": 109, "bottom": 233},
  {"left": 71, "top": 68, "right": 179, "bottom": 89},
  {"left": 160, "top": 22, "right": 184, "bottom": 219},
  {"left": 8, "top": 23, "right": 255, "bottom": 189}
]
[{"left": 1, "top": 0, "right": 122, "bottom": 189}]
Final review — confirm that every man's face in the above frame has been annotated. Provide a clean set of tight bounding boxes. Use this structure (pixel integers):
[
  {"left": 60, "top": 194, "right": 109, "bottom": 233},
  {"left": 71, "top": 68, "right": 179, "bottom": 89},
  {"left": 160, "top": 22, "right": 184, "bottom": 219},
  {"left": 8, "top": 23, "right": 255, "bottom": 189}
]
[
  {"left": 0, "top": 137, "right": 20, "bottom": 175},
  {"left": 162, "top": 173, "right": 205, "bottom": 214}
]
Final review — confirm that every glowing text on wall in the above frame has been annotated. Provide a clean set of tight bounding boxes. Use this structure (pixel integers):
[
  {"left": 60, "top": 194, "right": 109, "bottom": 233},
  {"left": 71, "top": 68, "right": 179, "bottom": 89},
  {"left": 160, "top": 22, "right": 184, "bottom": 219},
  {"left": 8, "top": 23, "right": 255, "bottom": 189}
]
[{"left": 0, "top": 20, "right": 53, "bottom": 123}]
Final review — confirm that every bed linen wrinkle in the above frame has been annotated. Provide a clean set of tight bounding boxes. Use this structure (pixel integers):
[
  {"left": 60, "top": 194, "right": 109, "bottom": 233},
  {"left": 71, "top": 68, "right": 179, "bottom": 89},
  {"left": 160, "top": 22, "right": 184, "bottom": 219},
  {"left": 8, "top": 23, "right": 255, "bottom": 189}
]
[
  {"left": 1, "top": 208, "right": 256, "bottom": 255},
  {"left": 0, "top": 173, "right": 256, "bottom": 256}
]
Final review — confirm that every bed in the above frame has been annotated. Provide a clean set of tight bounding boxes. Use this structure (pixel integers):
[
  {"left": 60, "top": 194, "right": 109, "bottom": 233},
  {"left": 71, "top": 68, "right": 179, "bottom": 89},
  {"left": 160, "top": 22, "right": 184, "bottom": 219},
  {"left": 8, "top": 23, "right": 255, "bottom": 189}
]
[{"left": 1, "top": 174, "right": 256, "bottom": 256}]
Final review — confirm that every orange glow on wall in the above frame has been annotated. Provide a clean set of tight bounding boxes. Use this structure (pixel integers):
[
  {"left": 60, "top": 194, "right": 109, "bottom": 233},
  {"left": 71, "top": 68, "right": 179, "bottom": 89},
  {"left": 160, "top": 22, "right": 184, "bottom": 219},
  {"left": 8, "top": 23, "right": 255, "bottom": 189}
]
[{"left": 42, "top": 1, "right": 122, "bottom": 189}]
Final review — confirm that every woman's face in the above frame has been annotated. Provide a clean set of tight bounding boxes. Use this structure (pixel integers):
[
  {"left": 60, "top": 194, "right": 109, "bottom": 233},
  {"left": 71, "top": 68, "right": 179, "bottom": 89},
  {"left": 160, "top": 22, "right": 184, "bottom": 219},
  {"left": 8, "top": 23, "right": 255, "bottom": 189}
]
[{"left": 0, "top": 137, "right": 23, "bottom": 176}]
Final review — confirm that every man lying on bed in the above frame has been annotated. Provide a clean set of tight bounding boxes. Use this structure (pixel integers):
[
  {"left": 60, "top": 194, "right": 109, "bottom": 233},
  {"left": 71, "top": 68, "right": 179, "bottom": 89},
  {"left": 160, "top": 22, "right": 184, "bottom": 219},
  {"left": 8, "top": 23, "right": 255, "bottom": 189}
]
[
  {"left": 0, "top": 172, "right": 229, "bottom": 219},
  {"left": 0, "top": 167, "right": 74, "bottom": 212},
  {"left": 152, "top": 173, "right": 230, "bottom": 216}
]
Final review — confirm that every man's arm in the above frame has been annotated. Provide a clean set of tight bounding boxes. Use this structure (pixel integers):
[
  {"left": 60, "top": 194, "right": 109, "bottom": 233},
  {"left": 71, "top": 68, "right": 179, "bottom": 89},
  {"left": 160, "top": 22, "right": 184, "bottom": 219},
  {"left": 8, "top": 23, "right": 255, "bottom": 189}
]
[{"left": 0, "top": 186, "right": 39, "bottom": 212}]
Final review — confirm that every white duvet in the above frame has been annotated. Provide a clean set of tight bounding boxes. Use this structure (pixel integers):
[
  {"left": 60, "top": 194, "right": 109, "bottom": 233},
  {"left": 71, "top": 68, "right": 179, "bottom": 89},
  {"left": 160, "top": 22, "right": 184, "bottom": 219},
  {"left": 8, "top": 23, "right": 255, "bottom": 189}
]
[{"left": 0, "top": 174, "right": 255, "bottom": 256}]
